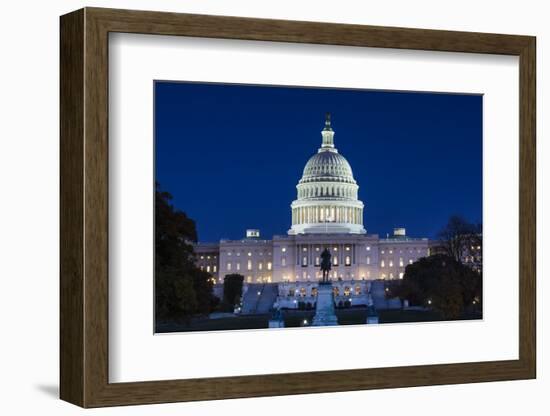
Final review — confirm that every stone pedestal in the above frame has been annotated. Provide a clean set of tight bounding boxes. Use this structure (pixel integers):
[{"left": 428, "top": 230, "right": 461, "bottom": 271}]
[
  {"left": 312, "top": 282, "right": 338, "bottom": 326},
  {"left": 366, "top": 304, "right": 379, "bottom": 324},
  {"left": 269, "top": 306, "right": 285, "bottom": 328},
  {"left": 268, "top": 319, "right": 285, "bottom": 328}
]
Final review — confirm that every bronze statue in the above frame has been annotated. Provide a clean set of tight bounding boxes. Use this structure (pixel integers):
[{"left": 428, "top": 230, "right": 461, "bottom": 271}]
[{"left": 320, "top": 248, "right": 332, "bottom": 283}]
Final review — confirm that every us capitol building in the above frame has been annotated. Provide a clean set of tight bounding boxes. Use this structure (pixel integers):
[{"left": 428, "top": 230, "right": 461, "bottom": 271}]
[{"left": 195, "top": 114, "right": 434, "bottom": 309}]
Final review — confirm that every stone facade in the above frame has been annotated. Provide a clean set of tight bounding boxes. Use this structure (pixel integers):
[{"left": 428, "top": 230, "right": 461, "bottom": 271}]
[{"left": 195, "top": 229, "right": 434, "bottom": 284}]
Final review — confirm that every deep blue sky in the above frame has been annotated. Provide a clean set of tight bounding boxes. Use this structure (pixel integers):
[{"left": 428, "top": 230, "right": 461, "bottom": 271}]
[{"left": 155, "top": 81, "right": 482, "bottom": 242}]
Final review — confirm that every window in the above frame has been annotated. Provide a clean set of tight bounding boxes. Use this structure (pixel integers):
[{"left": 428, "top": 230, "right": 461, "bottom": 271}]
[
  {"left": 247, "top": 276, "right": 252, "bottom": 283},
  {"left": 213, "top": 265, "right": 217, "bottom": 273},
  {"left": 389, "top": 249, "right": 393, "bottom": 254},
  {"left": 267, "top": 262, "right": 272, "bottom": 271},
  {"left": 389, "top": 260, "right": 393, "bottom": 267},
  {"left": 345, "top": 256, "right": 351, "bottom": 266},
  {"left": 315, "top": 257, "right": 320, "bottom": 266},
  {"left": 303, "top": 247, "right": 307, "bottom": 252},
  {"left": 409, "top": 259, "right": 414, "bottom": 265},
  {"left": 366, "top": 256, "right": 371, "bottom": 265},
  {"left": 282, "top": 247, "right": 286, "bottom": 253},
  {"left": 389, "top": 273, "right": 394, "bottom": 279},
  {"left": 399, "top": 272, "right": 404, "bottom": 279},
  {"left": 236, "top": 263, "right": 240, "bottom": 271},
  {"left": 200, "top": 256, "right": 204, "bottom": 259},
  {"left": 355, "top": 285, "right": 361, "bottom": 295},
  {"left": 366, "top": 246, "right": 371, "bottom": 251},
  {"left": 282, "top": 257, "right": 287, "bottom": 266},
  {"left": 344, "top": 286, "right": 351, "bottom": 296},
  {"left": 333, "top": 256, "right": 339, "bottom": 266},
  {"left": 247, "top": 252, "right": 252, "bottom": 256},
  {"left": 302, "top": 256, "right": 308, "bottom": 266},
  {"left": 381, "top": 250, "right": 385, "bottom": 254},
  {"left": 381, "top": 260, "right": 385, "bottom": 268},
  {"left": 333, "top": 247, "right": 338, "bottom": 251},
  {"left": 399, "top": 258, "right": 404, "bottom": 267},
  {"left": 345, "top": 246, "right": 350, "bottom": 251},
  {"left": 247, "top": 260, "right": 252, "bottom": 271},
  {"left": 226, "top": 262, "right": 232, "bottom": 271},
  {"left": 206, "top": 265, "right": 210, "bottom": 272},
  {"left": 258, "top": 262, "right": 263, "bottom": 271}
]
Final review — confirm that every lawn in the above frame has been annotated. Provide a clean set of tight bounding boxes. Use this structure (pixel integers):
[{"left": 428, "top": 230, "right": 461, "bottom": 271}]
[{"left": 156, "top": 308, "right": 481, "bottom": 333}]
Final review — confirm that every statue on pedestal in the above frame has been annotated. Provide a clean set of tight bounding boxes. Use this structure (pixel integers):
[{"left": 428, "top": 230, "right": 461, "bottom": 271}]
[
  {"left": 313, "top": 248, "right": 338, "bottom": 326},
  {"left": 320, "top": 248, "right": 332, "bottom": 284}
]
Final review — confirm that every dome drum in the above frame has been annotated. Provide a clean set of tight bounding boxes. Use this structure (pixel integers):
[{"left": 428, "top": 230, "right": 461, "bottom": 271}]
[{"left": 296, "top": 182, "right": 358, "bottom": 200}]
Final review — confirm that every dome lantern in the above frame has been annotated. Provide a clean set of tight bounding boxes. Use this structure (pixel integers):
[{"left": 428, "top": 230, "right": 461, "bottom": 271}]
[{"left": 321, "top": 112, "right": 335, "bottom": 150}]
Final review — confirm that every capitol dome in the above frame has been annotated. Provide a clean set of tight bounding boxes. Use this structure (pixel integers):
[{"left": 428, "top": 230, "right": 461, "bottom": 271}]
[
  {"left": 301, "top": 150, "right": 356, "bottom": 184},
  {"left": 288, "top": 114, "right": 366, "bottom": 235}
]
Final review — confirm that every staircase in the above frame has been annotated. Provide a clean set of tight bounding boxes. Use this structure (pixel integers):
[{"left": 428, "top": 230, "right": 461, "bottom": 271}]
[
  {"left": 240, "top": 283, "right": 264, "bottom": 314},
  {"left": 240, "top": 283, "right": 278, "bottom": 314},
  {"left": 256, "top": 284, "right": 279, "bottom": 313}
]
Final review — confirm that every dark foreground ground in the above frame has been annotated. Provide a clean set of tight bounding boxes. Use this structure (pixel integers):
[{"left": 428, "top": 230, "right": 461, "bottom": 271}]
[{"left": 156, "top": 307, "right": 482, "bottom": 333}]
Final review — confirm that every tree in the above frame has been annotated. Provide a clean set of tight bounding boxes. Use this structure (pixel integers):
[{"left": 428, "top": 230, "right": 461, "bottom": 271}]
[
  {"left": 155, "top": 182, "right": 213, "bottom": 321},
  {"left": 437, "top": 215, "right": 482, "bottom": 264},
  {"left": 392, "top": 254, "right": 481, "bottom": 320},
  {"left": 223, "top": 274, "right": 244, "bottom": 307}
]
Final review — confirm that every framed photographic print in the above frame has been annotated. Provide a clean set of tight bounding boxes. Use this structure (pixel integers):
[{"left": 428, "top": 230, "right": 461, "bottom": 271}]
[{"left": 60, "top": 7, "right": 536, "bottom": 408}]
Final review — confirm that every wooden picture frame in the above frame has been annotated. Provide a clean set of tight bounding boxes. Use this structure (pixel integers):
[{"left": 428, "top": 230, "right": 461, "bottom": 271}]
[{"left": 60, "top": 7, "right": 536, "bottom": 408}]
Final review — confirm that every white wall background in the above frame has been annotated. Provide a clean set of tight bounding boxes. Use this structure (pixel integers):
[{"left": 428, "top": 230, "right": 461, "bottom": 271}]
[{"left": 0, "top": 0, "right": 546, "bottom": 414}]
